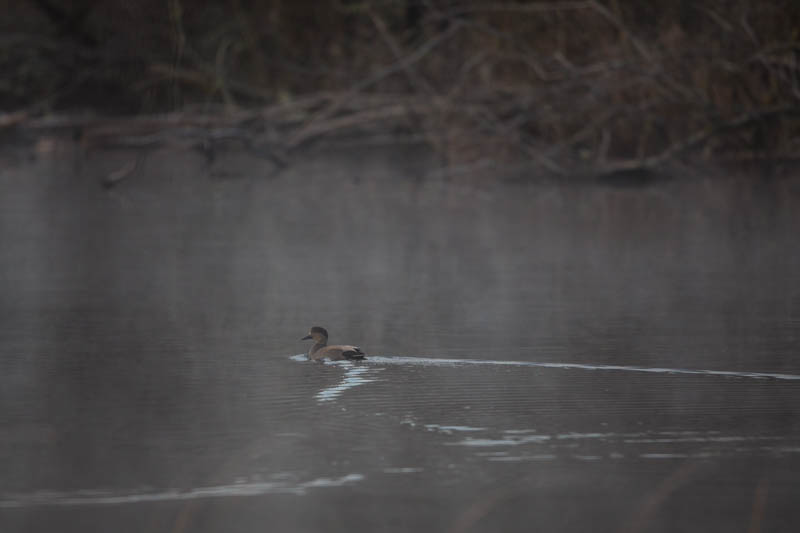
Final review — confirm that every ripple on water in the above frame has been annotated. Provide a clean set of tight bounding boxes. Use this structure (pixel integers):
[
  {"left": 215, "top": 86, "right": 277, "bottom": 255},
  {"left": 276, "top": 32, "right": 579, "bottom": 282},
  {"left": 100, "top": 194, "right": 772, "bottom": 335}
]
[
  {"left": 314, "top": 364, "right": 381, "bottom": 403},
  {"left": 288, "top": 354, "right": 800, "bottom": 464},
  {"left": 359, "top": 355, "right": 800, "bottom": 381},
  {"left": 0, "top": 474, "right": 364, "bottom": 508},
  {"left": 441, "top": 428, "right": 800, "bottom": 462},
  {"left": 424, "top": 424, "right": 486, "bottom": 434},
  {"left": 382, "top": 467, "right": 424, "bottom": 474}
]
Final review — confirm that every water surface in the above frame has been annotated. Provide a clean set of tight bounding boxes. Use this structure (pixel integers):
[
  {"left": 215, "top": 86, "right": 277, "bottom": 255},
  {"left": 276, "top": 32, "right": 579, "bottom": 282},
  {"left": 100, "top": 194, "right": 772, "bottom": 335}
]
[{"left": 1, "top": 143, "right": 799, "bottom": 532}]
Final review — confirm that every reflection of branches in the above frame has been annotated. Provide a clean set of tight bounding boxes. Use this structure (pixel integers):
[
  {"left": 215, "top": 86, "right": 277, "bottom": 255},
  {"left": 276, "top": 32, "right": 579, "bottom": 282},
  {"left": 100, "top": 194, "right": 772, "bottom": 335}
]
[
  {"left": 622, "top": 461, "right": 703, "bottom": 533},
  {"left": 447, "top": 488, "right": 511, "bottom": 533},
  {"left": 747, "top": 476, "right": 769, "bottom": 533}
]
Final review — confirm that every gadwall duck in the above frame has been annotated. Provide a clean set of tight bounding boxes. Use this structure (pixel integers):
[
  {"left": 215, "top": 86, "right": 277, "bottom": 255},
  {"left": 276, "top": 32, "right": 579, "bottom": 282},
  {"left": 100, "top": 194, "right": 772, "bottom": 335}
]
[{"left": 301, "top": 326, "right": 366, "bottom": 361}]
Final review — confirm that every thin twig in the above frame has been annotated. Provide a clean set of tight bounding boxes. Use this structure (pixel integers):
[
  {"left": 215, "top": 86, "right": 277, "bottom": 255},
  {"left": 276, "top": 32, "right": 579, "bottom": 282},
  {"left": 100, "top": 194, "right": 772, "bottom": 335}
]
[{"left": 285, "top": 21, "right": 463, "bottom": 148}]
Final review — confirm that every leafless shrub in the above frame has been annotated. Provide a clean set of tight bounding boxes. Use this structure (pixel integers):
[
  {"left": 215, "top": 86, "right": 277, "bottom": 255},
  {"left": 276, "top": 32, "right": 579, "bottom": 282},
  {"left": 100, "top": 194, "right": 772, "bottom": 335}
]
[{"left": 3, "top": 0, "right": 799, "bottom": 177}]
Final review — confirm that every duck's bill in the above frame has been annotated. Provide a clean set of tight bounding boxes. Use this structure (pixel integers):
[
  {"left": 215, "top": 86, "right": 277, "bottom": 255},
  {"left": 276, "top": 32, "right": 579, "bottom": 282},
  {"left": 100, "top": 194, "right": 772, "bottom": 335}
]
[{"left": 301, "top": 335, "right": 312, "bottom": 340}]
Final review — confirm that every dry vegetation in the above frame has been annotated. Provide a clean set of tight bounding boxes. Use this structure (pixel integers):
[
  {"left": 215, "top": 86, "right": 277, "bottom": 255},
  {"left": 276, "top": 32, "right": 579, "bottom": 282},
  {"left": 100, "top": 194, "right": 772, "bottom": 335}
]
[{"left": 1, "top": 0, "right": 799, "bottom": 177}]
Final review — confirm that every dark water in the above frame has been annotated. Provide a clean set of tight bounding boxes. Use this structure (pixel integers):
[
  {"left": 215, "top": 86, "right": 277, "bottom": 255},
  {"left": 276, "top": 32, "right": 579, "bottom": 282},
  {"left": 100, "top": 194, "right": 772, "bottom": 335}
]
[{"left": 1, "top": 142, "right": 799, "bottom": 532}]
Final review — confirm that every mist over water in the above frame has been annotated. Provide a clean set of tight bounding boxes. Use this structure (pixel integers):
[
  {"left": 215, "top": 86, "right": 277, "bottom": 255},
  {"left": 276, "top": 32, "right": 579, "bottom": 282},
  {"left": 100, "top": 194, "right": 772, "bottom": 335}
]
[{"left": 1, "top": 144, "right": 799, "bottom": 532}]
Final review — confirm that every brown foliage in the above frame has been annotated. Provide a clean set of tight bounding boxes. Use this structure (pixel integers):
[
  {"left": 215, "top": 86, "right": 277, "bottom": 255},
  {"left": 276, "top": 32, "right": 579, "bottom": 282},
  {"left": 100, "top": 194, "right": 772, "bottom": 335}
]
[{"left": 2, "top": 0, "right": 799, "bottom": 174}]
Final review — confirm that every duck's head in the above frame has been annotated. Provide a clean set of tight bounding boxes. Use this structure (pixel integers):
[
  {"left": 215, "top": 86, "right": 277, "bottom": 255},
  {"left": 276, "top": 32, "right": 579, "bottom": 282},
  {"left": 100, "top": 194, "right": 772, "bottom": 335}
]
[{"left": 301, "top": 326, "right": 329, "bottom": 342}]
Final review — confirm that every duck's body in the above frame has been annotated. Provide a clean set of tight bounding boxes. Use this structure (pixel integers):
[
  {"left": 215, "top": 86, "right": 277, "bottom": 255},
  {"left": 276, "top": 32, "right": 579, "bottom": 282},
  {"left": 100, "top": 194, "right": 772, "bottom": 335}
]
[
  {"left": 309, "top": 343, "right": 366, "bottom": 361},
  {"left": 302, "top": 327, "right": 366, "bottom": 361}
]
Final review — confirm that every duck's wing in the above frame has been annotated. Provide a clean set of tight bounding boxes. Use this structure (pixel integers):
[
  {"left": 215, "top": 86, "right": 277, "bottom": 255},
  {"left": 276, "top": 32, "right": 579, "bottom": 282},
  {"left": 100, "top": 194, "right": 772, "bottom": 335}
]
[{"left": 328, "top": 345, "right": 366, "bottom": 361}]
